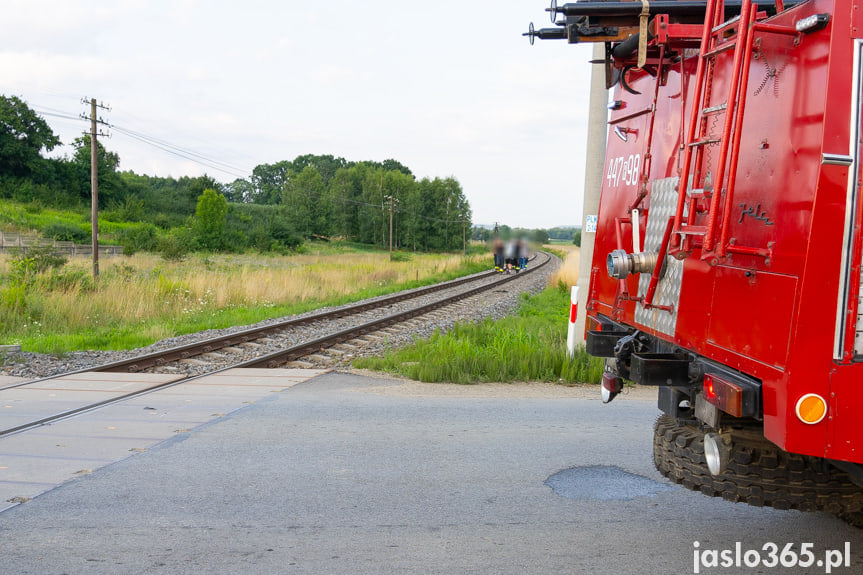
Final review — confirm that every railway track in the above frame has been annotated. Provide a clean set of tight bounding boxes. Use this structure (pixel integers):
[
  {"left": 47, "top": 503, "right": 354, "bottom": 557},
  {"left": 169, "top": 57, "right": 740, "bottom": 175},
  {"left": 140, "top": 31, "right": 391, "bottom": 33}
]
[{"left": 0, "top": 252, "right": 553, "bottom": 437}]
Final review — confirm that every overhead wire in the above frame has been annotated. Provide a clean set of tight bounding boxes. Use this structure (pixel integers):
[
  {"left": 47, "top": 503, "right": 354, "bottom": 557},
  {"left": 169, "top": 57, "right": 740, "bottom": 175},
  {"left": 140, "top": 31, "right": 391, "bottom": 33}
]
[
  {"left": 109, "top": 124, "right": 249, "bottom": 175},
  {"left": 33, "top": 109, "right": 81, "bottom": 122},
  {"left": 110, "top": 126, "right": 249, "bottom": 179},
  {"left": 33, "top": 107, "right": 251, "bottom": 180}
]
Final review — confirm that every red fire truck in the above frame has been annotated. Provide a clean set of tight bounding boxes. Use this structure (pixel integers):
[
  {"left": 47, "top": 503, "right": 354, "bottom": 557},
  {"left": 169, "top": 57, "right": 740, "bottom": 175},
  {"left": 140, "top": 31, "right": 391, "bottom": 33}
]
[{"left": 528, "top": 0, "right": 863, "bottom": 522}]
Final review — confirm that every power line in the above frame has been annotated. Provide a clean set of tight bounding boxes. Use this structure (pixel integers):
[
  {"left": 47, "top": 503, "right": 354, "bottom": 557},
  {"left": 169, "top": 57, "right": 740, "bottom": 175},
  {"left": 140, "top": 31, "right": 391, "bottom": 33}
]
[
  {"left": 34, "top": 110, "right": 82, "bottom": 122},
  {"left": 110, "top": 124, "right": 250, "bottom": 175},
  {"left": 33, "top": 106, "right": 251, "bottom": 180},
  {"left": 111, "top": 126, "right": 249, "bottom": 179}
]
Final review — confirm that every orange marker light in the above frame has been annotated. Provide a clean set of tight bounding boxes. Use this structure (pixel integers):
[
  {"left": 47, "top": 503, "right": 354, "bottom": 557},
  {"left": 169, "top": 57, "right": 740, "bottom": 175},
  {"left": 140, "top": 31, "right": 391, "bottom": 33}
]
[{"left": 795, "top": 394, "right": 827, "bottom": 425}]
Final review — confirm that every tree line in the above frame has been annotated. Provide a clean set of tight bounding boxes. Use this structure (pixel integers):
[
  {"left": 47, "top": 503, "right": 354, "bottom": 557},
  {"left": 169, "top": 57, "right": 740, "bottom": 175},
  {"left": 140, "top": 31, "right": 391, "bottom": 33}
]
[
  {"left": 225, "top": 155, "right": 470, "bottom": 252},
  {"left": 470, "top": 225, "right": 581, "bottom": 246},
  {"left": 0, "top": 95, "right": 471, "bottom": 255}
]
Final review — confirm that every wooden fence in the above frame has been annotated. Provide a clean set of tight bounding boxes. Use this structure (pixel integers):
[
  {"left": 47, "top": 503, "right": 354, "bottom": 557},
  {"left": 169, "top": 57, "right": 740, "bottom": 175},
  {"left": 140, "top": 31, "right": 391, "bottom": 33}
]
[{"left": 0, "top": 232, "right": 122, "bottom": 256}]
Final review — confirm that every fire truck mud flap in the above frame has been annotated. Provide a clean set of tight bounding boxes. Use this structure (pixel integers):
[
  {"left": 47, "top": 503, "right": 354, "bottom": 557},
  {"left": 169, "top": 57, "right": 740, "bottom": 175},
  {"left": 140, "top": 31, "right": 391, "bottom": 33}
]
[
  {"left": 586, "top": 329, "right": 630, "bottom": 357},
  {"left": 653, "top": 415, "right": 863, "bottom": 525},
  {"left": 629, "top": 352, "right": 690, "bottom": 386}
]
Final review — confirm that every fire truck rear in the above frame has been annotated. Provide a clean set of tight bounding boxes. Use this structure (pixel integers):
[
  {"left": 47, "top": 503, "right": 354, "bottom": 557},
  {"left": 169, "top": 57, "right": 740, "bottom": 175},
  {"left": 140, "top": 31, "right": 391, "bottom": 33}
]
[{"left": 527, "top": 0, "right": 863, "bottom": 522}]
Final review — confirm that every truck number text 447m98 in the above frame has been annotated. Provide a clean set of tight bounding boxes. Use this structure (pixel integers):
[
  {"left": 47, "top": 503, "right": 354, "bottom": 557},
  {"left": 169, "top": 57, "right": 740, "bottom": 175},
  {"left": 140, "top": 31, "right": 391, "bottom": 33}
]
[{"left": 606, "top": 154, "right": 642, "bottom": 188}]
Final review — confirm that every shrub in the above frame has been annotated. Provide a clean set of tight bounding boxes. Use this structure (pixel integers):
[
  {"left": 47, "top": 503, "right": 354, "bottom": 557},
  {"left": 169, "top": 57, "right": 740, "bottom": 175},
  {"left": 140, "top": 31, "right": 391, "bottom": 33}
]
[
  {"left": 269, "top": 220, "right": 302, "bottom": 250},
  {"left": 157, "top": 228, "right": 196, "bottom": 261},
  {"left": 0, "top": 284, "right": 27, "bottom": 311},
  {"left": 118, "top": 223, "right": 158, "bottom": 255},
  {"left": 250, "top": 220, "right": 302, "bottom": 254},
  {"left": 194, "top": 188, "right": 228, "bottom": 250},
  {"left": 39, "top": 267, "right": 95, "bottom": 292},
  {"left": 103, "top": 197, "right": 145, "bottom": 223},
  {"left": 152, "top": 212, "right": 181, "bottom": 229},
  {"left": 8, "top": 247, "right": 67, "bottom": 283},
  {"left": 43, "top": 222, "right": 89, "bottom": 243},
  {"left": 25, "top": 199, "right": 45, "bottom": 213},
  {"left": 157, "top": 235, "right": 188, "bottom": 261},
  {"left": 105, "top": 262, "right": 137, "bottom": 281}
]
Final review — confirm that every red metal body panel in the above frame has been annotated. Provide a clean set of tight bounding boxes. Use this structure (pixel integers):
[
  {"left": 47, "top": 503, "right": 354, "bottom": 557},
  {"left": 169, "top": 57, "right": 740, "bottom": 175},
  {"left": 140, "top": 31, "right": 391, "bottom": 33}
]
[{"left": 587, "top": 0, "right": 863, "bottom": 463}]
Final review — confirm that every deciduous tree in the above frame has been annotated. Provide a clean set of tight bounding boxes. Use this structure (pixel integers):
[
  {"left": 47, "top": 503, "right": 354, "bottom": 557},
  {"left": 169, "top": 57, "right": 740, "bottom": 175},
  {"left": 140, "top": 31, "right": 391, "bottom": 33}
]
[
  {"left": 195, "top": 188, "right": 229, "bottom": 250},
  {"left": 0, "top": 95, "right": 60, "bottom": 178}
]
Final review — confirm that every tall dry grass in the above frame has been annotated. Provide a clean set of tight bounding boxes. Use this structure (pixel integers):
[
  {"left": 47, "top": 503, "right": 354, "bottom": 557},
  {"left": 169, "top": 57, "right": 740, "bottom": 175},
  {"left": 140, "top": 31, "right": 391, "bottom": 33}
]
[
  {"left": 545, "top": 245, "right": 580, "bottom": 289},
  {"left": 0, "top": 250, "right": 488, "bottom": 352}
]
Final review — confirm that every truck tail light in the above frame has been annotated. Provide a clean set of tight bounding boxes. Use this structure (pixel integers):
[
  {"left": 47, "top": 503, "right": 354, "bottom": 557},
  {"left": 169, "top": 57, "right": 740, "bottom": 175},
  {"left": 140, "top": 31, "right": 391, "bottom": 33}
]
[
  {"left": 702, "top": 374, "right": 743, "bottom": 417},
  {"left": 601, "top": 372, "right": 623, "bottom": 404},
  {"left": 795, "top": 394, "right": 827, "bottom": 424},
  {"left": 586, "top": 316, "right": 602, "bottom": 332}
]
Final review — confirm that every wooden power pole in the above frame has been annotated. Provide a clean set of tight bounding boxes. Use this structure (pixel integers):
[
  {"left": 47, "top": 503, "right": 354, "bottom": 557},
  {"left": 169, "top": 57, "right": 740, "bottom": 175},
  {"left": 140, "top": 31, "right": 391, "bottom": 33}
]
[
  {"left": 81, "top": 97, "right": 110, "bottom": 281},
  {"left": 385, "top": 195, "right": 399, "bottom": 260}
]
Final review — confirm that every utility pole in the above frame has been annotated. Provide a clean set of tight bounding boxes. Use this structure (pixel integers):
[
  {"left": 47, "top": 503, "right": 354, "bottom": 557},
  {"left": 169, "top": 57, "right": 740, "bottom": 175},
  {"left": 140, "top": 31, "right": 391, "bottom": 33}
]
[
  {"left": 81, "top": 97, "right": 110, "bottom": 281},
  {"left": 462, "top": 217, "right": 466, "bottom": 256},
  {"left": 385, "top": 195, "right": 399, "bottom": 260}
]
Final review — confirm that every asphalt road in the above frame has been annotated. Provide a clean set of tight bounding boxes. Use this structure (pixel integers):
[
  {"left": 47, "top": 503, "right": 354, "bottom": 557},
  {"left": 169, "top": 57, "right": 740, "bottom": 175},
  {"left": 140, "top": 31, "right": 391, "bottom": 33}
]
[{"left": 1, "top": 372, "right": 861, "bottom": 575}]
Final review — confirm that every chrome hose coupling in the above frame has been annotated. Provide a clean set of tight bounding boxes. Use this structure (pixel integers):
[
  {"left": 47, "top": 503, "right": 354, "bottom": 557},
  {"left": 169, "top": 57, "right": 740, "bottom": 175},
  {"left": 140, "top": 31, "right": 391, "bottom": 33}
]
[{"left": 606, "top": 249, "right": 658, "bottom": 280}]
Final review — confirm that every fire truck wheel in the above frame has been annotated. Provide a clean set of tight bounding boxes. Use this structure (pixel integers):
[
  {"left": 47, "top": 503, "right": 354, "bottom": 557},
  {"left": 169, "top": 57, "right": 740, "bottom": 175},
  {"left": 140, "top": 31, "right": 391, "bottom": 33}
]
[
  {"left": 838, "top": 512, "right": 863, "bottom": 528},
  {"left": 653, "top": 415, "right": 863, "bottom": 522}
]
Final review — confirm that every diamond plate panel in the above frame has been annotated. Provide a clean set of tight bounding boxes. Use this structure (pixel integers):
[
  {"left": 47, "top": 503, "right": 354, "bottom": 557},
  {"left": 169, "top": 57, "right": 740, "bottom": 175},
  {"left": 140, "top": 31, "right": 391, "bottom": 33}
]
[{"left": 634, "top": 177, "right": 684, "bottom": 336}]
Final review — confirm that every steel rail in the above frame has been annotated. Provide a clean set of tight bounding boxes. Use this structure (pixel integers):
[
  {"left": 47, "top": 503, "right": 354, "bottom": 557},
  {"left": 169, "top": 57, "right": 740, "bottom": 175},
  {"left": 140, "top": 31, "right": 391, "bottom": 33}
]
[
  {"left": 1, "top": 264, "right": 526, "bottom": 391},
  {"left": 0, "top": 376, "right": 195, "bottom": 438},
  {"left": 237, "top": 252, "right": 551, "bottom": 368},
  {"left": 95, "top": 267, "right": 506, "bottom": 373},
  {"left": 0, "top": 253, "right": 551, "bottom": 436}
]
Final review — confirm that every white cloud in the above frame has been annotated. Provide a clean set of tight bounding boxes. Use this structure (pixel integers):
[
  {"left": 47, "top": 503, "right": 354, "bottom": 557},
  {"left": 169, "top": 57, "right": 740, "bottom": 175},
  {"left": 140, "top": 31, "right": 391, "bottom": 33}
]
[{"left": 1, "top": 0, "right": 598, "bottom": 228}]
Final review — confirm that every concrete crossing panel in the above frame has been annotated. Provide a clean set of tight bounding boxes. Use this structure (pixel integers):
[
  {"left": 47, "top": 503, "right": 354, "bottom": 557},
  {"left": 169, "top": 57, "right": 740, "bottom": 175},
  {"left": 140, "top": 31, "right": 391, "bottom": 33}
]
[{"left": 0, "top": 368, "right": 327, "bottom": 512}]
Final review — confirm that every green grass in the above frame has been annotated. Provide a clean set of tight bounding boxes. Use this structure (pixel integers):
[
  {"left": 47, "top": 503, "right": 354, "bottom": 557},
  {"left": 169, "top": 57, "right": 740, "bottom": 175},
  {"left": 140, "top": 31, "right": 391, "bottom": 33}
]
[
  {"left": 354, "top": 284, "right": 605, "bottom": 385},
  {"left": 0, "top": 201, "right": 87, "bottom": 233},
  {"left": 0, "top": 199, "right": 149, "bottom": 244}
]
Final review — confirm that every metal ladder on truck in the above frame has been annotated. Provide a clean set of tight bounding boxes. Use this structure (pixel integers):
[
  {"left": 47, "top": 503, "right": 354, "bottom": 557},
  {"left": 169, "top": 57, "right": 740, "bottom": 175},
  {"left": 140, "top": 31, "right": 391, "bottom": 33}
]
[
  {"left": 669, "top": 0, "right": 763, "bottom": 263},
  {"left": 664, "top": 0, "right": 799, "bottom": 266}
]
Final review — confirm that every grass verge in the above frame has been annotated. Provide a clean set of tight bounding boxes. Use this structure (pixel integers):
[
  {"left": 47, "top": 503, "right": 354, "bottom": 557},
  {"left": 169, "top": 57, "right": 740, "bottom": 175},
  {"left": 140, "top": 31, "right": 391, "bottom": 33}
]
[
  {"left": 353, "top": 283, "right": 604, "bottom": 385},
  {"left": 0, "top": 247, "right": 490, "bottom": 354}
]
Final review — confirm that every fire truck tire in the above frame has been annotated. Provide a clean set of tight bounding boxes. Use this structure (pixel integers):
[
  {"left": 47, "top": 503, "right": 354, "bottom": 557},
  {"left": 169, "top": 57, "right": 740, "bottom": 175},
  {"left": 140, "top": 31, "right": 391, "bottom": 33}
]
[
  {"left": 838, "top": 512, "right": 863, "bottom": 528},
  {"left": 653, "top": 415, "right": 863, "bottom": 520}
]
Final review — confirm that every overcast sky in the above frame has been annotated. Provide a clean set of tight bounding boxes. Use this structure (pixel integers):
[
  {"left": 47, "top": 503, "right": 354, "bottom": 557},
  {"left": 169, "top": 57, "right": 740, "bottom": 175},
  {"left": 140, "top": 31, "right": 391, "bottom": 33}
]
[{"left": 1, "top": 0, "right": 595, "bottom": 229}]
